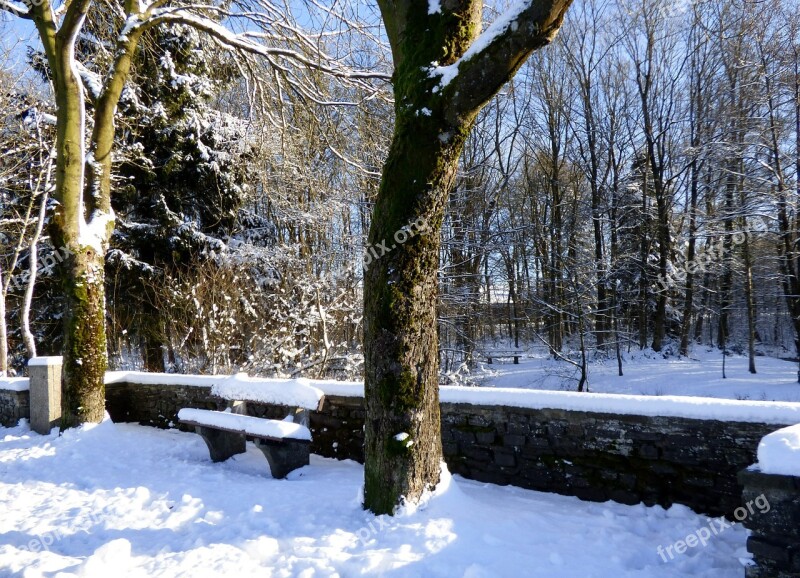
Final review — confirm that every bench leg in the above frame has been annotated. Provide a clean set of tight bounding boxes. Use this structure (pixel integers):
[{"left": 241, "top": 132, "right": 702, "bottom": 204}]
[
  {"left": 254, "top": 439, "right": 310, "bottom": 479},
  {"left": 514, "top": 356, "right": 519, "bottom": 364},
  {"left": 487, "top": 357, "right": 493, "bottom": 364},
  {"left": 196, "top": 426, "right": 246, "bottom": 462}
]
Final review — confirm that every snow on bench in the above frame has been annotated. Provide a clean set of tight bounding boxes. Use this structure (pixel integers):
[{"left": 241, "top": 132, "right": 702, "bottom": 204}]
[
  {"left": 177, "top": 408, "right": 311, "bottom": 478},
  {"left": 177, "top": 408, "right": 311, "bottom": 441},
  {"left": 483, "top": 350, "right": 524, "bottom": 364},
  {"left": 756, "top": 423, "right": 800, "bottom": 477}
]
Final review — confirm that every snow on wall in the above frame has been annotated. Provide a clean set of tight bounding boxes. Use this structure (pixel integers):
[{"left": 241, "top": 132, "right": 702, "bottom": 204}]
[
  {"left": 106, "top": 371, "right": 324, "bottom": 410},
  {"left": 756, "top": 423, "right": 800, "bottom": 476},
  {"left": 313, "top": 381, "right": 800, "bottom": 425},
  {"left": 103, "top": 372, "right": 800, "bottom": 425},
  {"left": 0, "top": 378, "right": 30, "bottom": 392}
]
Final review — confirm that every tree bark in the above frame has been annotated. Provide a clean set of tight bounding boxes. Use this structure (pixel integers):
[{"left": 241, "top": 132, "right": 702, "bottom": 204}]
[
  {"left": 364, "top": 0, "right": 572, "bottom": 514},
  {"left": 28, "top": 0, "right": 142, "bottom": 427}
]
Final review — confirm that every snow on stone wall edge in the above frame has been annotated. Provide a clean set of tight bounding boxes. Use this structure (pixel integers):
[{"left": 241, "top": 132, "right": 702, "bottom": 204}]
[
  {"left": 0, "top": 378, "right": 30, "bottom": 392},
  {"left": 756, "top": 423, "right": 800, "bottom": 476},
  {"left": 103, "top": 371, "right": 800, "bottom": 425}
]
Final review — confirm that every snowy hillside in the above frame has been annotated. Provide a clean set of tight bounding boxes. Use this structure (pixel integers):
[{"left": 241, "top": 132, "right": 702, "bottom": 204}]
[{"left": 468, "top": 348, "right": 800, "bottom": 403}]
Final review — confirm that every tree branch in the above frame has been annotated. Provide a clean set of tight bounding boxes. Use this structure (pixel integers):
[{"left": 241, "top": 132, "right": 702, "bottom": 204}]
[
  {"left": 129, "top": 8, "right": 390, "bottom": 85},
  {"left": 57, "top": 0, "right": 92, "bottom": 42},
  {"left": 441, "top": 0, "right": 574, "bottom": 121},
  {"left": 0, "top": 0, "right": 31, "bottom": 19}
]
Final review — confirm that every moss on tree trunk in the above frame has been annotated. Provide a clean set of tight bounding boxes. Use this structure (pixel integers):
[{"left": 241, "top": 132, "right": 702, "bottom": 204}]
[
  {"left": 365, "top": 0, "right": 572, "bottom": 514},
  {"left": 59, "top": 246, "right": 108, "bottom": 427},
  {"left": 363, "top": 102, "right": 473, "bottom": 515}
]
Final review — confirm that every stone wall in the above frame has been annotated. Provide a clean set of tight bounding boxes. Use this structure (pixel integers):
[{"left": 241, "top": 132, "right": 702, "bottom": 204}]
[
  {"left": 105, "top": 381, "right": 221, "bottom": 427},
  {"left": 100, "top": 380, "right": 786, "bottom": 518},
  {"left": 739, "top": 468, "right": 800, "bottom": 577},
  {"left": 0, "top": 389, "right": 29, "bottom": 428}
]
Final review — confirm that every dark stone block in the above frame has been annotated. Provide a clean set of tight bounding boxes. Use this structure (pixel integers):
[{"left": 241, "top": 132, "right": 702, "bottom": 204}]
[
  {"left": 573, "top": 487, "right": 608, "bottom": 502},
  {"left": 442, "top": 442, "right": 459, "bottom": 456},
  {"left": 469, "top": 469, "right": 510, "bottom": 486},
  {"left": 453, "top": 429, "right": 476, "bottom": 445},
  {"left": 507, "top": 422, "right": 530, "bottom": 436},
  {"left": 494, "top": 449, "right": 516, "bottom": 468},
  {"left": 747, "top": 536, "right": 791, "bottom": 565},
  {"left": 648, "top": 462, "right": 678, "bottom": 476},
  {"left": 503, "top": 434, "right": 526, "bottom": 447},
  {"left": 638, "top": 445, "right": 659, "bottom": 459},
  {"left": 462, "top": 446, "right": 491, "bottom": 462},
  {"left": 609, "top": 490, "right": 641, "bottom": 505},
  {"left": 476, "top": 431, "right": 496, "bottom": 445}
]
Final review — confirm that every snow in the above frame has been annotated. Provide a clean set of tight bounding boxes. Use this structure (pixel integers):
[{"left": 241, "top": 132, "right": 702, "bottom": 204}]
[
  {"left": 468, "top": 348, "right": 800, "bottom": 403},
  {"left": 308, "top": 381, "right": 800, "bottom": 425},
  {"left": 0, "top": 419, "right": 752, "bottom": 576},
  {"left": 438, "top": 387, "right": 800, "bottom": 424},
  {"left": 0, "top": 378, "right": 29, "bottom": 392},
  {"left": 103, "top": 352, "right": 800, "bottom": 424},
  {"left": 78, "top": 208, "right": 115, "bottom": 254},
  {"left": 756, "top": 424, "right": 800, "bottom": 477},
  {"left": 209, "top": 374, "right": 323, "bottom": 410},
  {"left": 107, "top": 372, "right": 346, "bottom": 410},
  {"left": 430, "top": 0, "right": 533, "bottom": 89},
  {"left": 27, "top": 356, "right": 63, "bottom": 367},
  {"left": 428, "top": 0, "right": 441, "bottom": 15},
  {"left": 177, "top": 408, "right": 311, "bottom": 441}
]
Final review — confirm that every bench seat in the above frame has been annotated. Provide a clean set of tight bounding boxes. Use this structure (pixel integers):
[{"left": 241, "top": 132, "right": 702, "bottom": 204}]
[
  {"left": 484, "top": 350, "right": 523, "bottom": 364},
  {"left": 178, "top": 408, "right": 311, "bottom": 478}
]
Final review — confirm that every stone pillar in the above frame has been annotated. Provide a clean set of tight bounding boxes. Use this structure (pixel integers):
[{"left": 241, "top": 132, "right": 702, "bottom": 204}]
[
  {"left": 739, "top": 468, "right": 800, "bottom": 577},
  {"left": 29, "top": 356, "right": 63, "bottom": 435}
]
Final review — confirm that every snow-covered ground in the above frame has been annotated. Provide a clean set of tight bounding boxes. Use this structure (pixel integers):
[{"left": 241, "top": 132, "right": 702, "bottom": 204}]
[
  {"left": 0, "top": 419, "right": 751, "bottom": 577},
  {"left": 472, "top": 347, "right": 800, "bottom": 402}
]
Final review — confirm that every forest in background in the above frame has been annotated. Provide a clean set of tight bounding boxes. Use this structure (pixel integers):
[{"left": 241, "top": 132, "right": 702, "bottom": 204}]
[{"left": 2, "top": 0, "right": 800, "bottom": 389}]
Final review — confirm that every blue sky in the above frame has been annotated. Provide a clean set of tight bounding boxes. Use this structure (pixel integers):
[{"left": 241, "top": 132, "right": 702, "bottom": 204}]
[{"left": 1, "top": 15, "right": 39, "bottom": 70}]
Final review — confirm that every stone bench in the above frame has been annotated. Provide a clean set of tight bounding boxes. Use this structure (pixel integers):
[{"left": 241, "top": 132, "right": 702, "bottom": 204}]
[
  {"left": 484, "top": 350, "right": 523, "bottom": 364},
  {"left": 178, "top": 408, "right": 311, "bottom": 478}
]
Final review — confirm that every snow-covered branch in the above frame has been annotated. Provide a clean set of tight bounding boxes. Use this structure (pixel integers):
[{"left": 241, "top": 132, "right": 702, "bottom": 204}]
[
  {"left": 124, "top": 5, "right": 390, "bottom": 88},
  {"left": 443, "top": 0, "right": 573, "bottom": 119},
  {"left": 0, "top": 0, "right": 30, "bottom": 19}
]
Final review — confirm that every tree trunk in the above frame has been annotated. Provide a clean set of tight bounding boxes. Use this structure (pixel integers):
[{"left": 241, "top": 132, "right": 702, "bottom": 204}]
[
  {"left": 363, "top": 106, "right": 464, "bottom": 515},
  {"left": 58, "top": 248, "right": 108, "bottom": 426},
  {"left": 364, "top": 0, "right": 572, "bottom": 514},
  {"left": 742, "top": 230, "right": 757, "bottom": 374},
  {"left": 0, "top": 267, "right": 7, "bottom": 377},
  {"left": 23, "top": 189, "right": 50, "bottom": 360}
]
